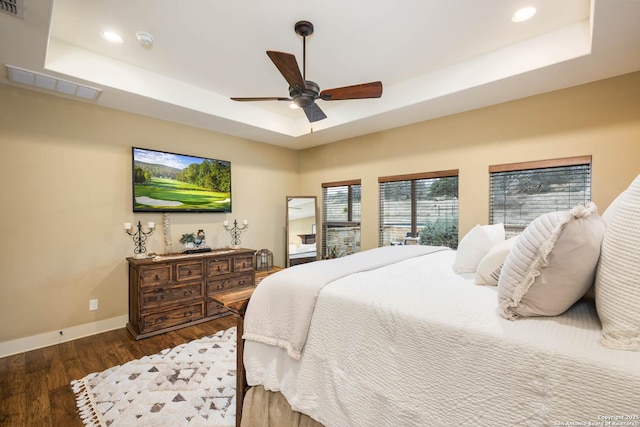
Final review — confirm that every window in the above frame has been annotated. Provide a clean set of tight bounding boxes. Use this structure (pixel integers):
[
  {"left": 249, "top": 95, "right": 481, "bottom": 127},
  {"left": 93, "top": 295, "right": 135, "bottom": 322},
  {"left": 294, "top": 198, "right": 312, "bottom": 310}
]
[
  {"left": 322, "top": 180, "right": 361, "bottom": 258},
  {"left": 489, "top": 156, "right": 592, "bottom": 236},
  {"left": 379, "top": 170, "right": 459, "bottom": 248}
]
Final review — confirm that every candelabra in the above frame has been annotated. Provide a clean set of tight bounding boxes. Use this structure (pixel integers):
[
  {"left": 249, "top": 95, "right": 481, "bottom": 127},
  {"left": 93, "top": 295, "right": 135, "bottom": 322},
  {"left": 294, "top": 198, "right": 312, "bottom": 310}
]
[
  {"left": 124, "top": 221, "right": 156, "bottom": 258},
  {"left": 223, "top": 219, "right": 248, "bottom": 249}
]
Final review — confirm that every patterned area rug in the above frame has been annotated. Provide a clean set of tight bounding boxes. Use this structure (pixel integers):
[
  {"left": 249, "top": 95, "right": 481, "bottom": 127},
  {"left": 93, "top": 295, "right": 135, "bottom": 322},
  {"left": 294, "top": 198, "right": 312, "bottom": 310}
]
[{"left": 71, "top": 327, "right": 236, "bottom": 426}]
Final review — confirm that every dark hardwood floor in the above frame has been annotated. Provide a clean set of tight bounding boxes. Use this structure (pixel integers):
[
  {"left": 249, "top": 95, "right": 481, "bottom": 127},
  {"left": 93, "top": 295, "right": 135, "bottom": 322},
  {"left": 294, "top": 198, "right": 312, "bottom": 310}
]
[{"left": 0, "top": 316, "right": 236, "bottom": 427}]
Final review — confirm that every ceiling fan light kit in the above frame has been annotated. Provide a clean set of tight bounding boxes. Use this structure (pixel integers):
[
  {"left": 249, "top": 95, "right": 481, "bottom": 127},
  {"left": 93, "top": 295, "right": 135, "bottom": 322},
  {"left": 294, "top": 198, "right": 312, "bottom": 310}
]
[{"left": 231, "top": 20, "right": 383, "bottom": 123}]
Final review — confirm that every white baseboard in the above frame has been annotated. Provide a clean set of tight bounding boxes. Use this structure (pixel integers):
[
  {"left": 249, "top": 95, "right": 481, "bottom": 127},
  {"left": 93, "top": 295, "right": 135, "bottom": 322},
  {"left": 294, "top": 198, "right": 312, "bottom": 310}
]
[{"left": 0, "top": 315, "right": 129, "bottom": 358}]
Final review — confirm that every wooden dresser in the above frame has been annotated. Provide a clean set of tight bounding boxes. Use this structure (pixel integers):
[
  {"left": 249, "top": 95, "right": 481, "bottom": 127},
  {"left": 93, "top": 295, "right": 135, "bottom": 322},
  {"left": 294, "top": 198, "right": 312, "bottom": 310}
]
[{"left": 126, "top": 248, "right": 256, "bottom": 340}]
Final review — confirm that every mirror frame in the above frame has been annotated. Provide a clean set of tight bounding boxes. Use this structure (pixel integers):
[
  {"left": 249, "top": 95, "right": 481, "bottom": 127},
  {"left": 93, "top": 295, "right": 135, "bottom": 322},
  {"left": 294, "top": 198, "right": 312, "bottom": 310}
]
[{"left": 285, "top": 196, "right": 319, "bottom": 267}]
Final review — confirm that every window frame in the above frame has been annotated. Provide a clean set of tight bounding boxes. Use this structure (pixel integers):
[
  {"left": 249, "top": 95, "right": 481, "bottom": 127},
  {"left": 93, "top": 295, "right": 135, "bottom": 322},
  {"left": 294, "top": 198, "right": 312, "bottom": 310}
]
[
  {"left": 378, "top": 169, "right": 459, "bottom": 247},
  {"left": 322, "top": 179, "right": 362, "bottom": 258}
]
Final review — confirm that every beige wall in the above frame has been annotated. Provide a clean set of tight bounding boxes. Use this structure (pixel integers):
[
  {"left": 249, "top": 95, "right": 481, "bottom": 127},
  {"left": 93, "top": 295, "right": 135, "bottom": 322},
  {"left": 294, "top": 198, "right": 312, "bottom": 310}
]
[
  {"left": 0, "top": 84, "right": 297, "bottom": 343},
  {"left": 299, "top": 72, "right": 640, "bottom": 251},
  {"left": 289, "top": 216, "right": 316, "bottom": 247},
  {"left": 2, "top": 71, "right": 640, "bottom": 349}
]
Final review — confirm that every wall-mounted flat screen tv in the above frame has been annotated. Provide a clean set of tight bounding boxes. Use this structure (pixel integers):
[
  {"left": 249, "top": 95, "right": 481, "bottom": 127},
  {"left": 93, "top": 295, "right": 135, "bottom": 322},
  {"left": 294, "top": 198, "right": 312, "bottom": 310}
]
[{"left": 132, "top": 147, "right": 231, "bottom": 212}]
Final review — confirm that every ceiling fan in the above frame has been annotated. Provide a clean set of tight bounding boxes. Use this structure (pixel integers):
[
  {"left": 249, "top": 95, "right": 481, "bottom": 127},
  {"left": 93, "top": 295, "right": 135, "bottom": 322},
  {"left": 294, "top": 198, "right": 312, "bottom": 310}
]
[{"left": 231, "top": 20, "right": 383, "bottom": 123}]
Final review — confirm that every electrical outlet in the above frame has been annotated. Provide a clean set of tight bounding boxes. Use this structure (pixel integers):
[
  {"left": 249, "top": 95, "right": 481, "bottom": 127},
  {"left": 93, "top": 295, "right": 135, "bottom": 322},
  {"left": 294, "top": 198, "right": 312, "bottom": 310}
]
[{"left": 89, "top": 299, "right": 99, "bottom": 311}]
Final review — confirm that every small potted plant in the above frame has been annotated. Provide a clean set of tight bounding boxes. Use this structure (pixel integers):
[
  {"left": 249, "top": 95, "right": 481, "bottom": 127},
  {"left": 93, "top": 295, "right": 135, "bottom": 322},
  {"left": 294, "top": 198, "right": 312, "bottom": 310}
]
[{"left": 180, "top": 232, "right": 197, "bottom": 249}]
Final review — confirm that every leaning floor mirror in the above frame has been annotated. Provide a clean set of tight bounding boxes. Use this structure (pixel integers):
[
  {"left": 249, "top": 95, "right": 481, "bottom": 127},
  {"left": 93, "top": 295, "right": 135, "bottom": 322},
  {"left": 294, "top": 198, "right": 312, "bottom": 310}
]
[{"left": 286, "top": 196, "right": 319, "bottom": 267}]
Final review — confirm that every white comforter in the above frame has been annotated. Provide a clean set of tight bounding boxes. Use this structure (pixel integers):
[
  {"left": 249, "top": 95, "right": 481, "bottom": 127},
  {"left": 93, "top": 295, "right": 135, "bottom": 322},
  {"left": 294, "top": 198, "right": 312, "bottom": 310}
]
[
  {"left": 244, "top": 245, "right": 447, "bottom": 359},
  {"left": 244, "top": 249, "right": 640, "bottom": 427}
]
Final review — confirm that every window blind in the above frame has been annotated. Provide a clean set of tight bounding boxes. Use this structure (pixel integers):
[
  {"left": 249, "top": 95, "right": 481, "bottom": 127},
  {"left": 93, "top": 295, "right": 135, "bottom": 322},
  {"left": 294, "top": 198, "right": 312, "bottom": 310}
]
[{"left": 489, "top": 157, "right": 591, "bottom": 236}]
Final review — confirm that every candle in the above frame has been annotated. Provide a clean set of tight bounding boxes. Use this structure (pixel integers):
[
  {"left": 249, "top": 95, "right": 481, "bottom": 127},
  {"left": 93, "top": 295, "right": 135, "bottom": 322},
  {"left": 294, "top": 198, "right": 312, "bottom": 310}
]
[
  {"left": 124, "top": 222, "right": 132, "bottom": 230},
  {"left": 147, "top": 222, "right": 155, "bottom": 229},
  {"left": 243, "top": 219, "right": 248, "bottom": 225},
  {"left": 223, "top": 220, "right": 229, "bottom": 227}
]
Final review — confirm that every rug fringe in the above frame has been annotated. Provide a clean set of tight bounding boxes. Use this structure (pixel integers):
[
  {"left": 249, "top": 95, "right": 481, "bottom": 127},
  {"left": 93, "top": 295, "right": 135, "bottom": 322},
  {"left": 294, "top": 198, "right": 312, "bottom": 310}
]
[{"left": 71, "top": 379, "right": 103, "bottom": 427}]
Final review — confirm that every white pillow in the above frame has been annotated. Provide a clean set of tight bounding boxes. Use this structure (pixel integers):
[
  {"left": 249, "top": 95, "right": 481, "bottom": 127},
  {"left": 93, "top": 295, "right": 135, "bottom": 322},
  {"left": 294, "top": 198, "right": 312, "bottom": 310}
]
[
  {"left": 453, "top": 223, "right": 505, "bottom": 274},
  {"left": 602, "top": 191, "right": 624, "bottom": 225},
  {"left": 596, "top": 174, "right": 640, "bottom": 351},
  {"left": 475, "top": 236, "right": 518, "bottom": 286},
  {"left": 498, "top": 203, "right": 605, "bottom": 320}
]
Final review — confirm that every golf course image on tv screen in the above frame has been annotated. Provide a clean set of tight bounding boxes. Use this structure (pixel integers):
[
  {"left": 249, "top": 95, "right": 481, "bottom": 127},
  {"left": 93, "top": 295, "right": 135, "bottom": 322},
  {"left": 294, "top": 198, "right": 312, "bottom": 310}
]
[{"left": 132, "top": 147, "right": 231, "bottom": 212}]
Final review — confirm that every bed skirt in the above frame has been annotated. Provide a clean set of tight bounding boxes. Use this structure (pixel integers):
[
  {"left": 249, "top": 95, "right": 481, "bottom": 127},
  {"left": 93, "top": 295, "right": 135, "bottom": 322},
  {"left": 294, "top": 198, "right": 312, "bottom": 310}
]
[{"left": 241, "top": 386, "right": 324, "bottom": 427}]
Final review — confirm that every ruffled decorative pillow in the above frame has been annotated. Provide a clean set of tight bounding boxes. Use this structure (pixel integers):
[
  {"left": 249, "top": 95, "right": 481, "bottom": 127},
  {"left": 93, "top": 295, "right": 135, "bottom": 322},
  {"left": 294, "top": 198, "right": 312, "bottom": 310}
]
[
  {"left": 498, "top": 202, "right": 605, "bottom": 320},
  {"left": 595, "top": 175, "right": 640, "bottom": 351},
  {"left": 453, "top": 224, "right": 505, "bottom": 274}
]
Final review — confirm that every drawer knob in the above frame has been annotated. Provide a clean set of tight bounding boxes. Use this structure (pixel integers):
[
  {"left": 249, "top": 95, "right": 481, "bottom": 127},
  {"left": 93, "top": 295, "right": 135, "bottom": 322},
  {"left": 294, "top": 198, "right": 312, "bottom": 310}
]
[{"left": 154, "top": 274, "right": 159, "bottom": 280}]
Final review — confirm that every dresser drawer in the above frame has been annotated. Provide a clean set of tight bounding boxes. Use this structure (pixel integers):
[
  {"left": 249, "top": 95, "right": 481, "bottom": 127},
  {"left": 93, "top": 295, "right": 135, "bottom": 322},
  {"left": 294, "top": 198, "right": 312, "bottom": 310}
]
[
  {"left": 234, "top": 255, "right": 254, "bottom": 272},
  {"left": 140, "top": 282, "right": 203, "bottom": 312},
  {"left": 176, "top": 261, "right": 203, "bottom": 282},
  {"left": 139, "top": 265, "right": 171, "bottom": 288},
  {"left": 207, "top": 258, "right": 232, "bottom": 277},
  {"left": 141, "top": 303, "right": 204, "bottom": 333},
  {"left": 206, "top": 299, "right": 227, "bottom": 317},
  {"left": 207, "top": 273, "right": 254, "bottom": 296}
]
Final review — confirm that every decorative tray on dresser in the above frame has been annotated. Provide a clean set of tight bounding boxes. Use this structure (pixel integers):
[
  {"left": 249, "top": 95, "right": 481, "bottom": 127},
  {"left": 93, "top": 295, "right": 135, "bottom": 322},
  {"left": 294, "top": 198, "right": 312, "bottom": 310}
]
[{"left": 126, "top": 248, "right": 256, "bottom": 340}]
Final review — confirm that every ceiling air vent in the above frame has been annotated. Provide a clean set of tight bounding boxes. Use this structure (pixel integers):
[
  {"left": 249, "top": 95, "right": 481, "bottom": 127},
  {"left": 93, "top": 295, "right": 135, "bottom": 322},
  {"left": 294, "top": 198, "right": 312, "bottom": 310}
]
[
  {"left": 6, "top": 65, "right": 102, "bottom": 101},
  {"left": 0, "top": 0, "right": 24, "bottom": 18}
]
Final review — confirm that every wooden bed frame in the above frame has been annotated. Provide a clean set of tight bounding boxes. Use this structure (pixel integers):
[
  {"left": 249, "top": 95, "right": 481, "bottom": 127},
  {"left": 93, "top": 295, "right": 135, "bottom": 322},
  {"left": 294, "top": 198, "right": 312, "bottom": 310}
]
[
  {"left": 213, "top": 288, "right": 252, "bottom": 427},
  {"left": 226, "top": 294, "right": 321, "bottom": 427}
]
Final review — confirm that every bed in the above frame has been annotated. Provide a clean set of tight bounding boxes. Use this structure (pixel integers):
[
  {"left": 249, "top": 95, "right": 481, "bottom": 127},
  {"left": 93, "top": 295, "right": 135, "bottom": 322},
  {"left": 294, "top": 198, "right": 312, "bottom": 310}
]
[
  {"left": 240, "top": 178, "right": 640, "bottom": 426},
  {"left": 288, "top": 243, "right": 318, "bottom": 266}
]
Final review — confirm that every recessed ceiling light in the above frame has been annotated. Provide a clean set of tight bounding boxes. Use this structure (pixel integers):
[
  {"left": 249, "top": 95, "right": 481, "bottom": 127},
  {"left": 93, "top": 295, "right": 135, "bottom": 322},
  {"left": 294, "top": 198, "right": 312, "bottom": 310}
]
[
  {"left": 101, "top": 31, "right": 124, "bottom": 44},
  {"left": 512, "top": 6, "right": 536, "bottom": 23}
]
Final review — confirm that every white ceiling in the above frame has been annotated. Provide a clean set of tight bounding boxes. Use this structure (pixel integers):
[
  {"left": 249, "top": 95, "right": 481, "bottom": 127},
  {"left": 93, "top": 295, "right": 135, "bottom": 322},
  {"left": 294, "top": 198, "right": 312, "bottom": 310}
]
[
  {"left": 1, "top": 0, "right": 639, "bottom": 150},
  {"left": 288, "top": 197, "right": 317, "bottom": 221}
]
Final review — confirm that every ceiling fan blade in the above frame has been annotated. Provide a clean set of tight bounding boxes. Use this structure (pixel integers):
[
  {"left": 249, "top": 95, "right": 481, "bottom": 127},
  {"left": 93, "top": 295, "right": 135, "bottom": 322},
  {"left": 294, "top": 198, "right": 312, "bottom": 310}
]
[
  {"left": 266, "top": 51, "right": 305, "bottom": 90},
  {"left": 302, "top": 103, "right": 327, "bottom": 122},
  {"left": 320, "top": 81, "right": 383, "bottom": 101},
  {"left": 231, "top": 97, "right": 291, "bottom": 102}
]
